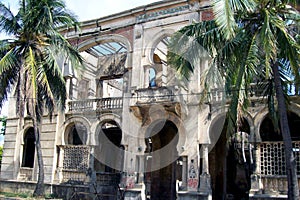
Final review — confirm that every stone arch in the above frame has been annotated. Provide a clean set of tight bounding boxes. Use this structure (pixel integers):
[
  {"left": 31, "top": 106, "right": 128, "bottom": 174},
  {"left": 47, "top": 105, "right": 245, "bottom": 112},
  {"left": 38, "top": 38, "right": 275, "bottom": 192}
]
[
  {"left": 145, "top": 29, "right": 175, "bottom": 65},
  {"left": 63, "top": 116, "right": 91, "bottom": 145},
  {"left": 143, "top": 29, "right": 176, "bottom": 88},
  {"left": 140, "top": 110, "right": 186, "bottom": 155},
  {"left": 21, "top": 123, "right": 34, "bottom": 145},
  {"left": 208, "top": 111, "right": 254, "bottom": 150},
  {"left": 259, "top": 110, "right": 300, "bottom": 142},
  {"left": 94, "top": 113, "right": 122, "bottom": 145},
  {"left": 208, "top": 112, "right": 226, "bottom": 150},
  {"left": 253, "top": 107, "right": 269, "bottom": 142},
  {"left": 77, "top": 34, "right": 132, "bottom": 68}
]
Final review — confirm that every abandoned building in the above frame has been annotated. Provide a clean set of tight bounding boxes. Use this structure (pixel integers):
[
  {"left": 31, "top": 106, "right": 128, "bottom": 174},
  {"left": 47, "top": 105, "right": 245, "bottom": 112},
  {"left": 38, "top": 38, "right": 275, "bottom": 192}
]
[{"left": 1, "top": 0, "right": 300, "bottom": 199}]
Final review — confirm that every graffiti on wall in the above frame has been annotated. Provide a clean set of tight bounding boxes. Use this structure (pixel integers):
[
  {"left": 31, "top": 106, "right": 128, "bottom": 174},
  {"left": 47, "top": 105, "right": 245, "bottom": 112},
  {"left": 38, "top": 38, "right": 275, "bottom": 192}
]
[{"left": 187, "top": 159, "right": 198, "bottom": 191}]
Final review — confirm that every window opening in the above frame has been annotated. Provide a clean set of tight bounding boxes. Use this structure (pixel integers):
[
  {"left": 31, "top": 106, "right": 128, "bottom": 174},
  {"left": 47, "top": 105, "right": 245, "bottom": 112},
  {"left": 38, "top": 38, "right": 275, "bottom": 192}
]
[
  {"left": 149, "top": 68, "right": 156, "bottom": 87},
  {"left": 77, "top": 79, "right": 89, "bottom": 99},
  {"left": 67, "top": 123, "right": 87, "bottom": 145},
  {"left": 102, "top": 78, "right": 123, "bottom": 98},
  {"left": 22, "top": 128, "right": 35, "bottom": 168}
]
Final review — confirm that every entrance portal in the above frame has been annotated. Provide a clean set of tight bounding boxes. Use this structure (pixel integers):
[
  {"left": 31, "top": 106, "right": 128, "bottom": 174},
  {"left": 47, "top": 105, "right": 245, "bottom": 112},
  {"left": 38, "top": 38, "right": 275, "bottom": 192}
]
[
  {"left": 144, "top": 120, "right": 179, "bottom": 200},
  {"left": 94, "top": 121, "right": 123, "bottom": 173},
  {"left": 209, "top": 117, "right": 252, "bottom": 200}
]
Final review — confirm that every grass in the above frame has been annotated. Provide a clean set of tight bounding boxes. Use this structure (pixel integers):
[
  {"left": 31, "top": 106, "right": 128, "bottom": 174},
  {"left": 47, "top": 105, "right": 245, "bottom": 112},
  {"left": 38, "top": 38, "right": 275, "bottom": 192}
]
[
  {"left": 0, "top": 192, "right": 59, "bottom": 199},
  {"left": 0, "top": 191, "right": 32, "bottom": 198}
]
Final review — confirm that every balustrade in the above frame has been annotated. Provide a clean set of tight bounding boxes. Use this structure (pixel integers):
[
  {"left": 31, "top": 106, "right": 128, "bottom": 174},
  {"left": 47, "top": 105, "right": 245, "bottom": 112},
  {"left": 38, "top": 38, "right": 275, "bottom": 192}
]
[
  {"left": 68, "top": 97, "right": 123, "bottom": 113},
  {"left": 135, "top": 86, "right": 175, "bottom": 103},
  {"left": 258, "top": 141, "right": 300, "bottom": 194},
  {"left": 260, "top": 176, "right": 290, "bottom": 194}
]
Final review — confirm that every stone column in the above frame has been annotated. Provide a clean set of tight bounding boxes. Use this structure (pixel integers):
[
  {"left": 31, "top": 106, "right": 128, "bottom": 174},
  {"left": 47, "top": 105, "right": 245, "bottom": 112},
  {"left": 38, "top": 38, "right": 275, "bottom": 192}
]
[
  {"left": 64, "top": 75, "right": 73, "bottom": 100},
  {"left": 58, "top": 146, "right": 64, "bottom": 183},
  {"left": 138, "top": 155, "right": 145, "bottom": 184},
  {"left": 250, "top": 141, "right": 262, "bottom": 194},
  {"left": 199, "top": 145, "right": 211, "bottom": 194},
  {"left": 202, "top": 145, "right": 209, "bottom": 174},
  {"left": 88, "top": 146, "right": 95, "bottom": 183},
  {"left": 181, "top": 156, "right": 188, "bottom": 190}
]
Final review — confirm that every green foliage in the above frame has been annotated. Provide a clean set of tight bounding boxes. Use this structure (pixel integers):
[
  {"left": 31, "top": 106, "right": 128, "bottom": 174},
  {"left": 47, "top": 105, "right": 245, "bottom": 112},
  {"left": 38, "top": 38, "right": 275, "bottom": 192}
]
[
  {"left": 0, "top": 116, "right": 6, "bottom": 135},
  {"left": 0, "top": 191, "right": 32, "bottom": 198},
  {"left": 168, "top": 0, "right": 300, "bottom": 198},
  {"left": 168, "top": 0, "right": 300, "bottom": 135},
  {"left": 0, "top": 0, "right": 85, "bottom": 197}
]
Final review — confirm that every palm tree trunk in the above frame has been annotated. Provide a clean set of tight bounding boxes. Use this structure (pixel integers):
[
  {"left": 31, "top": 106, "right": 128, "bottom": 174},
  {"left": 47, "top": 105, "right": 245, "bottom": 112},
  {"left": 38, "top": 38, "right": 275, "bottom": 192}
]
[
  {"left": 272, "top": 62, "right": 299, "bottom": 199},
  {"left": 32, "top": 103, "right": 45, "bottom": 197}
]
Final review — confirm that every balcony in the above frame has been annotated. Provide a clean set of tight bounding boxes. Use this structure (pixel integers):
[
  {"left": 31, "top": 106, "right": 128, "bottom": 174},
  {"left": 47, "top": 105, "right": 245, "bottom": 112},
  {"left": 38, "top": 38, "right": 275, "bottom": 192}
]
[
  {"left": 208, "top": 81, "right": 300, "bottom": 103},
  {"left": 67, "top": 97, "right": 123, "bottom": 113},
  {"left": 134, "top": 86, "right": 175, "bottom": 104}
]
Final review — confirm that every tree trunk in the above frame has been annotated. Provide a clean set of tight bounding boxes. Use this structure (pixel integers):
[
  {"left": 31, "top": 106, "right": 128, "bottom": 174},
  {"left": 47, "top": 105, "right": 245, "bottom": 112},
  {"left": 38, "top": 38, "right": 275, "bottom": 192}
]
[
  {"left": 32, "top": 103, "right": 45, "bottom": 197},
  {"left": 272, "top": 62, "right": 299, "bottom": 199}
]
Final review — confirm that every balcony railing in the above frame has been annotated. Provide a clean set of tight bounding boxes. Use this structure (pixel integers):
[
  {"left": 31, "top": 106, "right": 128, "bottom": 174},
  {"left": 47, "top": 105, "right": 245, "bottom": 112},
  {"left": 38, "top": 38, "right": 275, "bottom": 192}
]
[
  {"left": 258, "top": 141, "right": 300, "bottom": 194},
  {"left": 135, "top": 86, "right": 175, "bottom": 104},
  {"left": 68, "top": 97, "right": 123, "bottom": 113},
  {"left": 208, "top": 82, "right": 300, "bottom": 103}
]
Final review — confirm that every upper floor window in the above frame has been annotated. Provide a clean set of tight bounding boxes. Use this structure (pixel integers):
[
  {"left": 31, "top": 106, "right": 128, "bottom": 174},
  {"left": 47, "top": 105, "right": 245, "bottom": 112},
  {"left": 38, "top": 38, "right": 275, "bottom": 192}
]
[{"left": 66, "top": 123, "right": 87, "bottom": 145}]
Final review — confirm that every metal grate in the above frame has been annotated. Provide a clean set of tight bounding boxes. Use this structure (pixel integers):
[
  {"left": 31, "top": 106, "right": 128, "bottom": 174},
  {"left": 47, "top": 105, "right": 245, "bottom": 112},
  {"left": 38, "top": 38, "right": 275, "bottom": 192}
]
[
  {"left": 260, "top": 141, "right": 300, "bottom": 175},
  {"left": 63, "top": 145, "right": 90, "bottom": 172}
]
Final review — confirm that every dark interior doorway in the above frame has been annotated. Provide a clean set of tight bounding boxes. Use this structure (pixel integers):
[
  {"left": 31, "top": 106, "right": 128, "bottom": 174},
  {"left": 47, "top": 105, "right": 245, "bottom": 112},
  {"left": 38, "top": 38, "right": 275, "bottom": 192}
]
[
  {"left": 209, "top": 118, "right": 252, "bottom": 200},
  {"left": 94, "top": 121, "right": 123, "bottom": 173},
  {"left": 144, "top": 120, "right": 179, "bottom": 200}
]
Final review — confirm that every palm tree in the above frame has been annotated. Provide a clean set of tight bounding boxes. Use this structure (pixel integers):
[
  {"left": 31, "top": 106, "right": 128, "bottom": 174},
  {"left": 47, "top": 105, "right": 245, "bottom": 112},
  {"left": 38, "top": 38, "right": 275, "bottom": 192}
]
[
  {"left": 168, "top": 0, "right": 300, "bottom": 199},
  {"left": 0, "top": 0, "right": 83, "bottom": 197}
]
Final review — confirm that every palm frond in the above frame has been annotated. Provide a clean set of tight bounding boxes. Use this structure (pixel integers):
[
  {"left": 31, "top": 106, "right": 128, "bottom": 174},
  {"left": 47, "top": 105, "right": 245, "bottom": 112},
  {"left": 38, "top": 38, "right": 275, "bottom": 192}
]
[
  {"left": 260, "top": 9, "right": 278, "bottom": 78},
  {"left": 0, "top": 2, "right": 21, "bottom": 35},
  {"left": 213, "top": 0, "right": 256, "bottom": 40}
]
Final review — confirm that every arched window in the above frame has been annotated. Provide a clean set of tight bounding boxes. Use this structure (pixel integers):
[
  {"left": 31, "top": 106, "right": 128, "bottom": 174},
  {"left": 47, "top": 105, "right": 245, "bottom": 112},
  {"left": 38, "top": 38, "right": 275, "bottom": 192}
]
[
  {"left": 66, "top": 123, "right": 87, "bottom": 145},
  {"left": 22, "top": 128, "right": 35, "bottom": 168},
  {"left": 260, "top": 112, "right": 300, "bottom": 141}
]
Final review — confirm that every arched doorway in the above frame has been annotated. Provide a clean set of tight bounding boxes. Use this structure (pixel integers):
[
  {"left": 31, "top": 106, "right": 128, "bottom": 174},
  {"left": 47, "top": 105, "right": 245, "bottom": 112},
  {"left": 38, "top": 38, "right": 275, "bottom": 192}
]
[
  {"left": 22, "top": 127, "right": 35, "bottom": 168},
  {"left": 94, "top": 120, "right": 123, "bottom": 173},
  {"left": 144, "top": 120, "right": 179, "bottom": 200},
  {"left": 209, "top": 117, "right": 252, "bottom": 200}
]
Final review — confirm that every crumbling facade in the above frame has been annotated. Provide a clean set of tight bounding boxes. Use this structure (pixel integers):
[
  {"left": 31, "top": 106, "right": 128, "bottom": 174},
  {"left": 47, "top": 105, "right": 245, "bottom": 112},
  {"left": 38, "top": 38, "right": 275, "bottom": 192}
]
[{"left": 1, "top": 0, "right": 300, "bottom": 199}]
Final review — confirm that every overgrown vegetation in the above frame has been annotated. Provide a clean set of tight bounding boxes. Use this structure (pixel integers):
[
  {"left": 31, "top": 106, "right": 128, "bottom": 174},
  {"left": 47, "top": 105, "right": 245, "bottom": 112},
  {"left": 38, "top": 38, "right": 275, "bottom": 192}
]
[
  {"left": 0, "top": 116, "right": 6, "bottom": 135},
  {"left": 0, "top": 192, "right": 58, "bottom": 199},
  {"left": 0, "top": 192, "right": 32, "bottom": 198}
]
